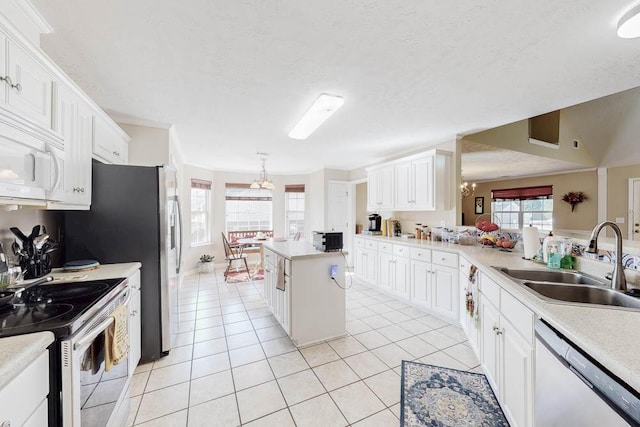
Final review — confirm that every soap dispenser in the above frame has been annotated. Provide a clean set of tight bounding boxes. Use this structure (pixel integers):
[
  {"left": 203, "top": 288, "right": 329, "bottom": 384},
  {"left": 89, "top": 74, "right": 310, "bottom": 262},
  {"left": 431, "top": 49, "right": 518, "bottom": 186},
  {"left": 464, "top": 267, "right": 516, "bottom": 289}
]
[
  {"left": 545, "top": 233, "right": 561, "bottom": 269},
  {"left": 542, "top": 231, "right": 554, "bottom": 263}
]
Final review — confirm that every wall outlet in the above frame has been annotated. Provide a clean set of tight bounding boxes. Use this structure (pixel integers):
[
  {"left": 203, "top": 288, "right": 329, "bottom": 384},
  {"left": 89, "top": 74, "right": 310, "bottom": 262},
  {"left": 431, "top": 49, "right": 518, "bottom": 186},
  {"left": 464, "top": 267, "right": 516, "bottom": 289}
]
[
  {"left": 330, "top": 264, "right": 338, "bottom": 278},
  {"left": 440, "top": 220, "right": 446, "bottom": 227},
  {"left": 615, "top": 217, "right": 625, "bottom": 224}
]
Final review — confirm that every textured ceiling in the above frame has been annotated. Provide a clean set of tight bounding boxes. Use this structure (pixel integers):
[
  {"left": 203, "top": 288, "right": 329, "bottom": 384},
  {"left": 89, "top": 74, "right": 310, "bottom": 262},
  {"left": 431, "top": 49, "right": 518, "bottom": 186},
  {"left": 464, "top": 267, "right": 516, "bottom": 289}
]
[{"left": 31, "top": 0, "right": 640, "bottom": 173}]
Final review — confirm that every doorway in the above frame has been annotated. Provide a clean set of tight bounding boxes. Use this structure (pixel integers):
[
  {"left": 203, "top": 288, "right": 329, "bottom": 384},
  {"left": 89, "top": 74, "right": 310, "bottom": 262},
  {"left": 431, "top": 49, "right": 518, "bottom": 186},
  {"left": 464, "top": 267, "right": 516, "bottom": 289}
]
[
  {"left": 629, "top": 177, "right": 640, "bottom": 241},
  {"left": 328, "top": 181, "right": 352, "bottom": 264}
]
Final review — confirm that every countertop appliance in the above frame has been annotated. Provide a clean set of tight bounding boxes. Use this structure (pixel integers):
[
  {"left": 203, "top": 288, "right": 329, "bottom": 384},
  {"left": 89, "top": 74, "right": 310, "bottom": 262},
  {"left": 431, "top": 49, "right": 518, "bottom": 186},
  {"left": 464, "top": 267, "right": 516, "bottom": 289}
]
[
  {"left": 0, "top": 137, "right": 57, "bottom": 202},
  {"left": 535, "top": 319, "right": 640, "bottom": 426},
  {"left": 368, "top": 213, "right": 381, "bottom": 232},
  {"left": 64, "top": 163, "right": 183, "bottom": 363},
  {"left": 0, "top": 277, "right": 130, "bottom": 426},
  {"left": 313, "top": 231, "right": 343, "bottom": 252}
]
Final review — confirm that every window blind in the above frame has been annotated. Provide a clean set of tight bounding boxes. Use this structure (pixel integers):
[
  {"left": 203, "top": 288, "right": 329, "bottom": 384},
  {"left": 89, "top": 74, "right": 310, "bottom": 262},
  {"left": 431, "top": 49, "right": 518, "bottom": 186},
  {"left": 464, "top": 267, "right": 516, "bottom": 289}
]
[
  {"left": 191, "top": 179, "right": 211, "bottom": 190},
  {"left": 225, "top": 183, "right": 272, "bottom": 201},
  {"left": 491, "top": 185, "right": 553, "bottom": 200},
  {"left": 285, "top": 184, "right": 305, "bottom": 193}
]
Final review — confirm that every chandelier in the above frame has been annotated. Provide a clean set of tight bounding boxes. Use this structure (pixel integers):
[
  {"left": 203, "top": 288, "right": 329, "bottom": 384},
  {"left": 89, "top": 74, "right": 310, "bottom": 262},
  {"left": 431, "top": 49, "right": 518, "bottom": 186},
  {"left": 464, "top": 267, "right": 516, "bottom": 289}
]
[
  {"left": 460, "top": 181, "right": 476, "bottom": 197},
  {"left": 250, "top": 158, "right": 275, "bottom": 190}
]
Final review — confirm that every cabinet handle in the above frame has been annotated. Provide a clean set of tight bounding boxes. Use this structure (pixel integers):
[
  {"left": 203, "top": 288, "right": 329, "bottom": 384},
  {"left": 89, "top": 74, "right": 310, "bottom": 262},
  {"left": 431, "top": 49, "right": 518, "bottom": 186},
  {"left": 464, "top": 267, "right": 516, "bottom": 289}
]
[
  {"left": 113, "top": 151, "right": 120, "bottom": 157},
  {"left": 1, "top": 420, "right": 10, "bottom": 427},
  {"left": 0, "top": 75, "right": 11, "bottom": 85},
  {"left": 492, "top": 325, "right": 499, "bottom": 332},
  {"left": 11, "top": 82, "right": 22, "bottom": 92},
  {"left": 496, "top": 329, "right": 504, "bottom": 336}
]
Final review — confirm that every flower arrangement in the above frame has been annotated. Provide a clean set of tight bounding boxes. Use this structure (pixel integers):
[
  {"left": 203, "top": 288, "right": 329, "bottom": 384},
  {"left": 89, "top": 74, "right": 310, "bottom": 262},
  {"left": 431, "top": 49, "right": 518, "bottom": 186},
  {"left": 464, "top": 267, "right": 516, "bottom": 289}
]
[
  {"left": 562, "top": 191, "right": 587, "bottom": 212},
  {"left": 199, "top": 254, "right": 214, "bottom": 263}
]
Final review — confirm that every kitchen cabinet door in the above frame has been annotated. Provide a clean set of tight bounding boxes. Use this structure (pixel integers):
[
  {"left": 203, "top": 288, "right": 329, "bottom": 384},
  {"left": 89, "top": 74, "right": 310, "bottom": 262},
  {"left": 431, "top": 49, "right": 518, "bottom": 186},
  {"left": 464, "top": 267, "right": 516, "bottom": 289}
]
[
  {"left": 74, "top": 103, "right": 93, "bottom": 203},
  {"left": 364, "top": 250, "right": 377, "bottom": 284},
  {"left": 393, "top": 256, "right": 411, "bottom": 300},
  {"left": 94, "top": 117, "right": 128, "bottom": 164},
  {"left": 394, "top": 161, "right": 413, "bottom": 210},
  {"left": 367, "top": 169, "right": 380, "bottom": 210},
  {"left": 411, "top": 259, "right": 432, "bottom": 310},
  {"left": 6, "top": 40, "right": 52, "bottom": 128},
  {"left": 480, "top": 298, "right": 501, "bottom": 393},
  {"left": 355, "top": 247, "right": 365, "bottom": 278},
  {"left": 501, "top": 317, "right": 533, "bottom": 427},
  {"left": 431, "top": 264, "right": 458, "bottom": 322},
  {"left": 0, "top": 31, "right": 6, "bottom": 105},
  {"left": 378, "top": 252, "right": 394, "bottom": 293},
  {"left": 379, "top": 166, "right": 394, "bottom": 209},
  {"left": 129, "top": 284, "right": 141, "bottom": 371},
  {"left": 412, "top": 155, "right": 434, "bottom": 210},
  {"left": 280, "top": 275, "right": 291, "bottom": 334}
]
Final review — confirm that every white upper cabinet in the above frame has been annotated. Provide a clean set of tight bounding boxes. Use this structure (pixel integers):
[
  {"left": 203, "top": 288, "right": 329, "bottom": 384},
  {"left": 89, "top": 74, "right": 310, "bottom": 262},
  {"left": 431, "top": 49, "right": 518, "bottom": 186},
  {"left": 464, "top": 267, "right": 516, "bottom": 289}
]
[
  {"left": 49, "top": 82, "right": 92, "bottom": 207},
  {"left": 367, "top": 165, "right": 394, "bottom": 211},
  {"left": 368, "top": 149, "right": 451, "bottom": 212},
  {"left": 94, "top": 117, "right": 128, "bottom": 165},
  {"left": 5, "top": 38, "right": 52, "bottom": 128}
]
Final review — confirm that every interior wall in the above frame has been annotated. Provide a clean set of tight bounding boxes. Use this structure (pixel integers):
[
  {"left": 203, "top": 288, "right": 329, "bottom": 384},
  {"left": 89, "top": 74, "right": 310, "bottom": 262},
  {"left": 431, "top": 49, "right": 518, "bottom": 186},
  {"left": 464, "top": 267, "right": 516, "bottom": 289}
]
[
  {"left": 607, "top": 164, "right": 640, "bottom": 239},
  {"left": 121, "top": 123, "right": 170, "bottom": 166},
  {"left": 460, "top": 170, "right": 598, "bottom": 231},
  {"left": 355, "top": 182, "right": 368, "bottom": 231}
]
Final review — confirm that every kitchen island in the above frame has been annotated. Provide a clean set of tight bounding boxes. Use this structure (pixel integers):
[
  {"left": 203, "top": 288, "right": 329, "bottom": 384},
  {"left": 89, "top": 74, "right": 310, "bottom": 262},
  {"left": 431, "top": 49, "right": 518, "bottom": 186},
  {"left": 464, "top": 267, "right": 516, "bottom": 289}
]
[{"left": 262, "top": 240, "right": 346, "bottom": 346}]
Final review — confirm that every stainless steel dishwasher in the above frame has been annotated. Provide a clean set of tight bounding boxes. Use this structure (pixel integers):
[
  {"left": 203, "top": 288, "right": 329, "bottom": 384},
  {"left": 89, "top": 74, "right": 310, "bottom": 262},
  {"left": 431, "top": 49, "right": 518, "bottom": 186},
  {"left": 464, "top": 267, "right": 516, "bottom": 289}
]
[{"left": 535, "top": 320, "right": 640, "bottom": 426}]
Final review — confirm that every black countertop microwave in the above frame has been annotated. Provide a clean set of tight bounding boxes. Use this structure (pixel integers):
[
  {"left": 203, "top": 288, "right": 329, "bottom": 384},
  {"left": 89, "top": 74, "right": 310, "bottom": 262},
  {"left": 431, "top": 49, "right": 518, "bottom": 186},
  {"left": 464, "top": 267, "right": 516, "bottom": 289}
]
[{"left": 312, "top": 231, "right": 343, "bottom": 252}]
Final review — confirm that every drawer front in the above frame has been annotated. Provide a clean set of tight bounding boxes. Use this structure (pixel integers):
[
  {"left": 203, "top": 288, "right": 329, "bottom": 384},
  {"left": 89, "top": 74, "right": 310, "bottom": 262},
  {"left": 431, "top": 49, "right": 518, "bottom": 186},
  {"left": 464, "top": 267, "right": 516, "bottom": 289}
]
[
  {"left": 263, "top": 249, "right": 276, "bottom": 266},
  {"left": 355, "top": 238, "right": 365, "bottom": 248},
  {"left": 392, "top": 244, "right": 410, "bottom": 257},
  {"left": 379, "top": 242, "right": 393, "bottom": 254},
  {"left": 365, "top": 240, "right": 378, "bottom": 251},
  {"left": 410, "top": 247, "right": 431, "bottom": 262},
  {"left": 480, "top": 273, "right": 501, "bottom": 308},
  {"left": 501, "top": 290, "right": 534, "bottom": 344},
  {"left": 0, "top": 351, "right": 49, "bottom": 426},
  {"left": 432, "top": 250, "right": 458, "bottom": 268}
]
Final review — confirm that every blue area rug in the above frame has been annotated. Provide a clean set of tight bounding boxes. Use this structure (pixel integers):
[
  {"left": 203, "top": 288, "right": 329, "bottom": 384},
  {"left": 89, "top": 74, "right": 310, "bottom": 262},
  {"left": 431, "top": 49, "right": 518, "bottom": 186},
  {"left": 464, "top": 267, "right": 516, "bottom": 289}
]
[{"left": 401, "top": 360, "right": 509, "bottom": 427}]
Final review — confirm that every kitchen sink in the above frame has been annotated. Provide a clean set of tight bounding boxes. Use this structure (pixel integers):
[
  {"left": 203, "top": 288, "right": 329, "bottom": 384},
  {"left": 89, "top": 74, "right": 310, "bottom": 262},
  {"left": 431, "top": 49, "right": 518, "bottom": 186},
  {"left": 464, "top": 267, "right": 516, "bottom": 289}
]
[
  {"left": 495, "top": 267, "right": 608, "bottom": 287},
  {"left": 493, "top": 266, "right": 640, "bottom": 310},
  {"left": 522, "top": 282, "right": 640, "bottom": 309}
]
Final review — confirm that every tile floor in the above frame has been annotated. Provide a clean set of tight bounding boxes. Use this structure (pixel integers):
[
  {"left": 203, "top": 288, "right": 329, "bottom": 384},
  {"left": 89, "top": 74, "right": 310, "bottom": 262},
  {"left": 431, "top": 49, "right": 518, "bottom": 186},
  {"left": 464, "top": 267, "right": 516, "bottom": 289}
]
[{"left": 127, "top": 270, "right": 481, "bottom": 426}]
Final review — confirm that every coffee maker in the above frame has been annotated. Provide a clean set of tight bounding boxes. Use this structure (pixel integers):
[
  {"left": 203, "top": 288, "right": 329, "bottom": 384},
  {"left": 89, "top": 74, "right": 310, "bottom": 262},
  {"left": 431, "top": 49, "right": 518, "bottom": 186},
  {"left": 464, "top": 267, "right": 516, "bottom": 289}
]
[{"left": 368, "top": 214, "right": 382, "bottom": 232}]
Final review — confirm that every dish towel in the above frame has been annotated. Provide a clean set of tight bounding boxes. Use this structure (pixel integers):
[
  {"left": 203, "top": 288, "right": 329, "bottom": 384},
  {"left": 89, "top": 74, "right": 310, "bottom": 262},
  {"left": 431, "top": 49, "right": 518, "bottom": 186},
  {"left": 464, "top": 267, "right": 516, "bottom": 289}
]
[
  {"left": 105, "top": 304, "right": 130, "bottom": 372},
  {"left": 466, "top": 265, "right": 479, "bottom": 318},
  {"left": 276, "top": 258, "right": 286, "bottom": 291}
]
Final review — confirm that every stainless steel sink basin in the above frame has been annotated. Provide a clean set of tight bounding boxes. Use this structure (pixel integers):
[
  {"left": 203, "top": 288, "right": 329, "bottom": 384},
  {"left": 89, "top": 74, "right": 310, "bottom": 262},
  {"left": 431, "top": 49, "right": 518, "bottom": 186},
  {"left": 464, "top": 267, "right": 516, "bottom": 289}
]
[
  {"left": 495, "top": 267, "right": 608, "bottom": 287},
  {"left": 492, "top": 266, "right": 640, "bottom": 310},
  {"left": 522, "top": 282, "right": 640, "bottom": 309}
]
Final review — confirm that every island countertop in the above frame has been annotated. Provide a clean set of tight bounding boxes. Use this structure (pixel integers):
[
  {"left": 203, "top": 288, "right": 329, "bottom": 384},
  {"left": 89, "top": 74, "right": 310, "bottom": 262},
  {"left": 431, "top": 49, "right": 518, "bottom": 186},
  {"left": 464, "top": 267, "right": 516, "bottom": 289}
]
[{"left": 262, "top": 240, "right": 346, "bottom": 260}]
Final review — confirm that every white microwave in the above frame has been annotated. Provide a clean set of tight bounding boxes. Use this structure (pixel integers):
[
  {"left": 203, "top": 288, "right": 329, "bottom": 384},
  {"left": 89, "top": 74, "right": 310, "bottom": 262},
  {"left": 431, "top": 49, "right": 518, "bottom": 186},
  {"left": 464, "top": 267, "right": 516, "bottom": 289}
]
[{"left": 0, "top": 137, "right": 58, "bottom": 202}]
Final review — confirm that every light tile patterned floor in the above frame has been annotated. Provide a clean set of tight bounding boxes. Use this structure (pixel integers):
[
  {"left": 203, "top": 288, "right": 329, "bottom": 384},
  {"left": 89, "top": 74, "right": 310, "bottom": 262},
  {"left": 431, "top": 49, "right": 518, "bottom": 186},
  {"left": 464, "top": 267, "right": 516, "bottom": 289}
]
[{"left": 127, "top": 270, "right": 480, "bottom": 426}]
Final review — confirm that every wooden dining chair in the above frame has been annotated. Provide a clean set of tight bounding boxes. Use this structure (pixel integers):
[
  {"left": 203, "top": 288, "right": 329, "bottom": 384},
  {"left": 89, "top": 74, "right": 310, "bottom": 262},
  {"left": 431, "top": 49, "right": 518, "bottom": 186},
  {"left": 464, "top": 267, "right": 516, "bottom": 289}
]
[
  {"left": 293, "top": 231, "right": 301, "bottom": 241},
  {"left": 221, "top": 232, "right": 251, "bottom": 282}
]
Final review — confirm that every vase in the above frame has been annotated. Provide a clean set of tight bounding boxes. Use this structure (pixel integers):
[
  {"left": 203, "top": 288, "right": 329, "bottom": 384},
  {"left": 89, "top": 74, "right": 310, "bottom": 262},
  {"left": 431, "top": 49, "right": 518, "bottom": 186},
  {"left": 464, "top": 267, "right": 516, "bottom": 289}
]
[{"left": 199, "top": 262, "right": 214, "bottom": 273}]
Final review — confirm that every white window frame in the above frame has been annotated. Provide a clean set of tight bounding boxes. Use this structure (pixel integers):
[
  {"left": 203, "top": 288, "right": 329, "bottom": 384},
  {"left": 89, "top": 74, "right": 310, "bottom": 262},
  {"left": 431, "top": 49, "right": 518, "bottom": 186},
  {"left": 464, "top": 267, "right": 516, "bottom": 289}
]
[
  {"left": 190, "top": 180, "right": 212, "bottom": 246},
  {"left": 285, "top": 190, "right": 305, "bottom": 238},
  {"left": 491, "top": 198, "right": 553, "bottom": 232}
]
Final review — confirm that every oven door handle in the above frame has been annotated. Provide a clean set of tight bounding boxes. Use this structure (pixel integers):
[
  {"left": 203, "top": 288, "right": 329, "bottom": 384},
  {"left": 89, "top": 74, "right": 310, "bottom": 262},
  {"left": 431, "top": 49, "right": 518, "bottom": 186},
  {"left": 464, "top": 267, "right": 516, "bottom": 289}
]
[{"left": 74, "top": 317, "right": 114, "bottom": 352}]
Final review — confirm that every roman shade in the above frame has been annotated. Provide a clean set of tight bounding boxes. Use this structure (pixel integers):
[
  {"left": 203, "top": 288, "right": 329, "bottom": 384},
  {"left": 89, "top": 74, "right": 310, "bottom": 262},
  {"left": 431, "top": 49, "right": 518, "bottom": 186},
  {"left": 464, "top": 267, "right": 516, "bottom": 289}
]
[
  {"left": 285, "top": 184, "right": 305, "bottom": 193},
  {"left": 491, "top": 185, "right": 553, "bottom": 200},
  {"left": 225, "top": 183, "right": 272, "bottom": 201}
]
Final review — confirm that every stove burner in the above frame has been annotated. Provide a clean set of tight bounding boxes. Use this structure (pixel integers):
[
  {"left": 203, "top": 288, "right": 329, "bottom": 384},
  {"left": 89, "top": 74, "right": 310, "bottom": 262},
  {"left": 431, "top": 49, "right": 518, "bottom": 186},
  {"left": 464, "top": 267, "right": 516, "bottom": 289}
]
[
  {"left": 25, "top": 282, "right": 111, "bottom": 303},
  {"left": 0, "top": 303, "right": 74, "bottom": 329}
]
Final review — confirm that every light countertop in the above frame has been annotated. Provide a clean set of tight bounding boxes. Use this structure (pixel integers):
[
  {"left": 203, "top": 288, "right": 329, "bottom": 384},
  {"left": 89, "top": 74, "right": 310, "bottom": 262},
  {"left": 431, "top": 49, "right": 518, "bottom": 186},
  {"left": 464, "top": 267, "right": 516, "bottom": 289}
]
[
  {"left": 0, "top": 331, "right": 54, "bottom": 390},
  {"left": 263, "top": 240, "right": 346, "bottom": 260},
  {"left": 20, "top": 262, "right": 142, "bottom": 284},
  {"left": 355, "top": 234, "right": 640, "bottom": 392}
]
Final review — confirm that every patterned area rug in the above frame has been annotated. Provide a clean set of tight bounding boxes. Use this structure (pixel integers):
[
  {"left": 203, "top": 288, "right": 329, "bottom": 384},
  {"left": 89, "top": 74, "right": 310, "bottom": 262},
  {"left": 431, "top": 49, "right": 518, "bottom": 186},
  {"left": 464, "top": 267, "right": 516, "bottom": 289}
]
[
  {"left": 226, "top": 269, "right": 264, "bottom": 283},
  {"left": 401, "top": 361, "right": 509, "bottom": 427}
]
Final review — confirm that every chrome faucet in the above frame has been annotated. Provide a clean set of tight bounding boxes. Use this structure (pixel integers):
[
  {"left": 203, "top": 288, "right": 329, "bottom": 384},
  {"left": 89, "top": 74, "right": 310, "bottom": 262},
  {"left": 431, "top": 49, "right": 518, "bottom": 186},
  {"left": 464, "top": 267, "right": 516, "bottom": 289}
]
[{"left": 585, "top": 221, "right": 627, "bottom": 291}]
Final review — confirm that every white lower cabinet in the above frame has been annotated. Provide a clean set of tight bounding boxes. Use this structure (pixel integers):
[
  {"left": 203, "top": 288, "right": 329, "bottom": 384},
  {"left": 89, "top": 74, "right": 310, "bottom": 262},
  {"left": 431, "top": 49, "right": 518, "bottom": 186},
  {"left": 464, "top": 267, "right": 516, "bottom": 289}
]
[
  {"left": 0, "top": 350, "right": 49, "bottom": 427},
  {"left": 459, "top": 256, "right": 480, "bottom": 355},
  {"left": 410, "top": 259, "right": 432, "bottom": 310},
  {"left": 263, "top": 248, "right": 291, "bottom": 335},
  {"left": 129, "top": 270, "right": 142, "bottom": 374},
  {"left": 480, "top": 273, "right": 534, "bottom": 427},
  {"left": 378, "top": 246, "right": 411, "bottom": 299},
  {"left": 394, "top": 255, "right": 411, "bottom": 299},
  {"left": 355, "top": 247, "right": 377, "bottom": 285},
  {"left": 431, "top": 263, "right": 458, "bottom": 321}
]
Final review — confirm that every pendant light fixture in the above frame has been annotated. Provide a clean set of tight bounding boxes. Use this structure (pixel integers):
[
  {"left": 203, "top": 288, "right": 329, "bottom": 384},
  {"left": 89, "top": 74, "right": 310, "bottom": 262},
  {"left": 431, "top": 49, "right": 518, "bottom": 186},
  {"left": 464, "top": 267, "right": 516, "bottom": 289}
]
[
  {"left": 460, "top": 180, "right": 476, "bottom": 197},
  {"left": 250, "top": 157, "right": 275, "bottom": 190}
]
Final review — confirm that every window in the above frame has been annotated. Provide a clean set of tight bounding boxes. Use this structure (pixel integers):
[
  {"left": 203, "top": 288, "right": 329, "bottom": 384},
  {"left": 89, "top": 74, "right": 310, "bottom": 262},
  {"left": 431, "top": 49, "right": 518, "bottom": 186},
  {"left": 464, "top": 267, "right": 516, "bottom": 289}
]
[
  {"left": 285, "top": 184, "right": 305, "bottom": 238},
  {"left": 491, "top": 186, "right": 553, "bottom": 232},
  {"left": 191, "top": 179, "right": 211, "bottom": 245},
  {"left": 225, "top": 184, "right": 272, "bottom": 231}
]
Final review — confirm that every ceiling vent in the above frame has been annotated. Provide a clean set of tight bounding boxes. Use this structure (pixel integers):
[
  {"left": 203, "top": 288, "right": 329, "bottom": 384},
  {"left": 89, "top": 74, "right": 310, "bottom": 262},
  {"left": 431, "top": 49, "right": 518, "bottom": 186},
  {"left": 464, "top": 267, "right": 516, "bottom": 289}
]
[{"left": 529, "top": 110, "right": 560, "bottom": 149}]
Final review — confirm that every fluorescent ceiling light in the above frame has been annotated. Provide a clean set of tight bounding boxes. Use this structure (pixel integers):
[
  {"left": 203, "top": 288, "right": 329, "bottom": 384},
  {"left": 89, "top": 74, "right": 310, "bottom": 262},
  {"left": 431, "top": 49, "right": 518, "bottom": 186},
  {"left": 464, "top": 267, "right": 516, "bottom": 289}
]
[
  {"left": 618, "top": 4, "right": 640, "bottom": 38},
  {"left": 288, "top": 93, "right": 344, "bottom": 140}
]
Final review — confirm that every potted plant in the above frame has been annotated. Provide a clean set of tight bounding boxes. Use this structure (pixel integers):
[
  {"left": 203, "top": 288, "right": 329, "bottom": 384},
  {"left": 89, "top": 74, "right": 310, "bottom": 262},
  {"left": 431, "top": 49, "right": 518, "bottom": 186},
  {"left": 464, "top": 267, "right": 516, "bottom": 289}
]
[{"left": 199, "top": 254, "right": 215, "bottom": 273}]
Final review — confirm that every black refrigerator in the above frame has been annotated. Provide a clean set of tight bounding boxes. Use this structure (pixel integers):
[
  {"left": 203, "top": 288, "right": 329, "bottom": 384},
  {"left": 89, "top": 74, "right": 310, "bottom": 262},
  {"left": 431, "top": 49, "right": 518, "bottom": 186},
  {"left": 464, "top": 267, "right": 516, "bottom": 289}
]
[{"left": 65, "top": 162, "right": 183, "bottom": 362}]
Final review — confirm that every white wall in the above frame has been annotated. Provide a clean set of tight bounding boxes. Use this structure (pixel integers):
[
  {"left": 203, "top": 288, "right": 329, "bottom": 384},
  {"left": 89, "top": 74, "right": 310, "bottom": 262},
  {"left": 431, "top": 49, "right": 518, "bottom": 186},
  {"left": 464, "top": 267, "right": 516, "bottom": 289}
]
[{"left": 121, "top": 123, "right": 170, "bottom": 166}]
